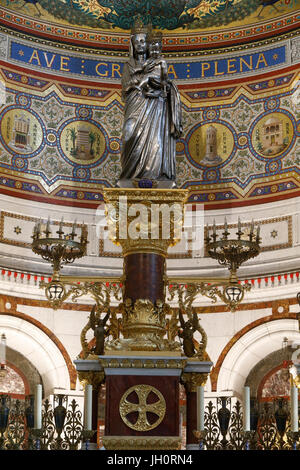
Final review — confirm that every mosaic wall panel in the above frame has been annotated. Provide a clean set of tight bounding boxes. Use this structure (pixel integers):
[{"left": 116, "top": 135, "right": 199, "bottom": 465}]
[{"left": 0, "top": 63, "right": 299, "bottom": 208}]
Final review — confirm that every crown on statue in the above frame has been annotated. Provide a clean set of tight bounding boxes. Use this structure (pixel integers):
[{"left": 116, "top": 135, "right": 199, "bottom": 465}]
[
  {"left": 147, "top": 23, "right": 163, "bottom": 43},
  {"left": 131, "top": 15, "right": 148, "bottom": 35}
]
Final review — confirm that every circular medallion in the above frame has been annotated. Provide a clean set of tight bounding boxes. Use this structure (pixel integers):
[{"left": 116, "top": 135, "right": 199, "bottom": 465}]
[
  {"left": 188, "top": 122, "right": 235, "bottom": 167},
  {"left": 12, "top": 156, "right": 27, "bottom": 170},
  {"left": 251, "top": 112, "right": 294, "bottom": 158},
  {"left": 119, "top": 384, "right": 166, "bottom": 432},
  {"left": 176, "top": 140, "right": 185, "bottom": 153},
  {"left": 16, "top": 95, "right": 30, "bottom": 107},
  {"left": 203, "top": 168, "right": 219, "bottom": 182},
  {"left": 46, "top": 131, "right": 57, "bottom": 144},
  {"left": 77, "top": 107, "right": 92, "bottom": 119},
  {"left": 265, "top": 98, "right": 279, "bottom": 111},
  {"left": 109, "top": 139, "right": 121, "bottom": 153},
  {"left": 237, "top": 134, "right": 249, "bottom": 147},
  {"left": 203, "top": 109, "right": 219, "bottom": 121},
  {"left": 0, "top": 109, "right": 43, "bottom": 155},
  {"left": 73, "top": 167, "right": 90, "bottom": 181},
  {"left": 59, "top": 120, "right": 106, "bottom": 164},
  {"left": 266, "top": 160, "right": 281, "bottom": 174}
]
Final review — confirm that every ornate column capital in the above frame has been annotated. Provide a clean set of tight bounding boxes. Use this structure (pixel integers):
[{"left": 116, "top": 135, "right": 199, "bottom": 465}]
[
  {"left": 181, "top": 372, "right": 208, "bottom": 393},
  {"left": 78, "top": 370, "right": 105, "bottom": 390},
  {"left": 103, "top": 187, "right": 189, "bottom": 257}
]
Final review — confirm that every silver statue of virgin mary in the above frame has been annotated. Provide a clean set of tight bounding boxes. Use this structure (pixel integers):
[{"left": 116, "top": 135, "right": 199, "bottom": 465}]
[{"left": 117, "top": 19, "right": 182, "bottom": 188}]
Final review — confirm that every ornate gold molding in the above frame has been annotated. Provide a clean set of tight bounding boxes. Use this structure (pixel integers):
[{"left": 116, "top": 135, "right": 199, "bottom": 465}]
[
  {"left": 77, "top": 370, "right": 105, "bottom": 389},
  {"left": 181, "top": 372, "right": 208, "bottom": 392},
  {"left": 102, "top": 188, "right": 189, "bottom": 257},
  {"left": 99, "top": 356, "right": 186, "bottom": 370},
  {"left": 105, "top": 298, "right": 182, "bottom": 352},
  {"left": 102, "top": 435, "right": 181, "bottom": 450}
]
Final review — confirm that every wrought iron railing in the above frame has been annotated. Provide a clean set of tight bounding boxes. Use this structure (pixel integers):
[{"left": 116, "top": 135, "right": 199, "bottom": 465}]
[
  {"left": 0, "top": 393, "right": 299, "bottom": 450},
  {"left": 0, "top": 394, "right": 94, "bottom": 450},
  {"left": 197, "top": 397, "right": 299, "bottom": 450}
]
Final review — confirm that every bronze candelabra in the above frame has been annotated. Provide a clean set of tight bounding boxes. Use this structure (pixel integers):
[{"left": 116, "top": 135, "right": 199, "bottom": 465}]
[
  {"left": 32, "top": 218, "right": 88, "bottom": 307},
  {"left": 205, "top": 218, "right": 261, "bottom": 311}
]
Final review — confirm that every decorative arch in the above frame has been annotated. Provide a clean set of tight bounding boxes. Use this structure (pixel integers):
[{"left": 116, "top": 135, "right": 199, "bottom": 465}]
[
  {"left": 0, "top": 311, "right": 77, "bottom": 393},
  {"left": 210, "top": 316, "right": 299, "bottom": 395}
]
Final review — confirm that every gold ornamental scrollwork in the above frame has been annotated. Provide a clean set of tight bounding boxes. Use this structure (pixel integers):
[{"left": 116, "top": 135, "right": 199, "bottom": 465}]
[
  {"left": 106, "top": 298, "right": 182, "bottom": 352},
  {"left": 181, "top": 372, "right": 208, "bottom": 393},
  {"left": 78, "top": 370, "right": 105, "bottom": 390},
  {"left": 119, "top": 384, "right": 166, "bottom": 431},
  {"left": 102, "top": 436, "right": 181, "bottom": 450}
]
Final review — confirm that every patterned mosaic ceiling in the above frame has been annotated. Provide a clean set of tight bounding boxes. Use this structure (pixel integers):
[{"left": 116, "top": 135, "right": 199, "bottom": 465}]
[{"left": 0, "top": 0, "right": 299, "bottom": 50}]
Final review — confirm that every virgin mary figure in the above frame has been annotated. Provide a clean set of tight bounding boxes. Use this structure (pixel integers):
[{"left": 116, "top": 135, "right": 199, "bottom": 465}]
[{"left": 118, "top": 20, "right": 182, "bottom": 187}]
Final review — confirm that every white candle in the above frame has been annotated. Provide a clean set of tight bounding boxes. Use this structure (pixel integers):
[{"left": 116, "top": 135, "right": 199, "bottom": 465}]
[
  {"left": 244, "top": 387, "right": 250, "bottom": 431},
  {"left": 243, "top": 386, "right": 250, "bottom": 431},
  {"left": 213, "top": 220, "right": 216, "bottom": 235},
  {"left": 84, "top": 384, "right": 93, "bottom": 430},
  {"left": 291, "top": 386, "right": 299, "bottom": 432},
  {"left": 197, "top": 386, "right": 205, "bottom": 431},
  {"left": 34, "top": 384, "right": 42, "bottom": 429},
  {"left": 0, "top": 334, "right": 6, "bottom": 366}
]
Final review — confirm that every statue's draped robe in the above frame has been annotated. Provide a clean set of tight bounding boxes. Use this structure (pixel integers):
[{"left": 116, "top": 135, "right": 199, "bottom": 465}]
[{"left": 120, "top": 57, "right": 181, "bottom": 181}]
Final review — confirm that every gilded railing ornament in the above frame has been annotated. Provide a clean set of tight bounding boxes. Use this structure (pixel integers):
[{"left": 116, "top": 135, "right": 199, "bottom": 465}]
[{"left": 119, "top": 385, "right": 166, "bottom": 431}]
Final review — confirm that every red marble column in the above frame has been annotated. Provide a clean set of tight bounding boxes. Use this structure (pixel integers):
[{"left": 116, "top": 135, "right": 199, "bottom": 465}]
[{"left": 124, "top": 252, "right": 165, "bottom": 304}]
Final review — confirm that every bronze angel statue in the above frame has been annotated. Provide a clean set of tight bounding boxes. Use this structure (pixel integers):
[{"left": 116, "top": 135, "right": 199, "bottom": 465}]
[
  {"left": 178, "top": 309, "right": 199, "bottom": 357},
  {"left": 89, "top": 305, "right": 110, "bottom": 355}
]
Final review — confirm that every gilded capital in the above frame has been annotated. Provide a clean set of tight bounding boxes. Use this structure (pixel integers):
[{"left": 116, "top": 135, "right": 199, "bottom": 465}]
[
  {"left": 78, "top": 370, "right": 105, "bottom": 389},
  {"left": 181, "top": 372, "right": 208, "bottom": 392},
  {"left": 102, "top": 188, "right": 189, "bottom": 257}
]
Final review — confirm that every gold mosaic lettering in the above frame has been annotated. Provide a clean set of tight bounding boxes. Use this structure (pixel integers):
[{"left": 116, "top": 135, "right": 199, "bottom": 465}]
[{"left": 29, "top": 49, "right": 41, "bottom": 66}]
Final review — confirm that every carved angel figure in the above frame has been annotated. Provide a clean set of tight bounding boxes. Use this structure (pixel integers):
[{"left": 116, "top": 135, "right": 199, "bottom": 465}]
[
  {"left": 90, "top": 305, "right": 110, "bottom": 355},
  {"left": 178, "top": 309, "right": 199, "bottom": 357}
]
